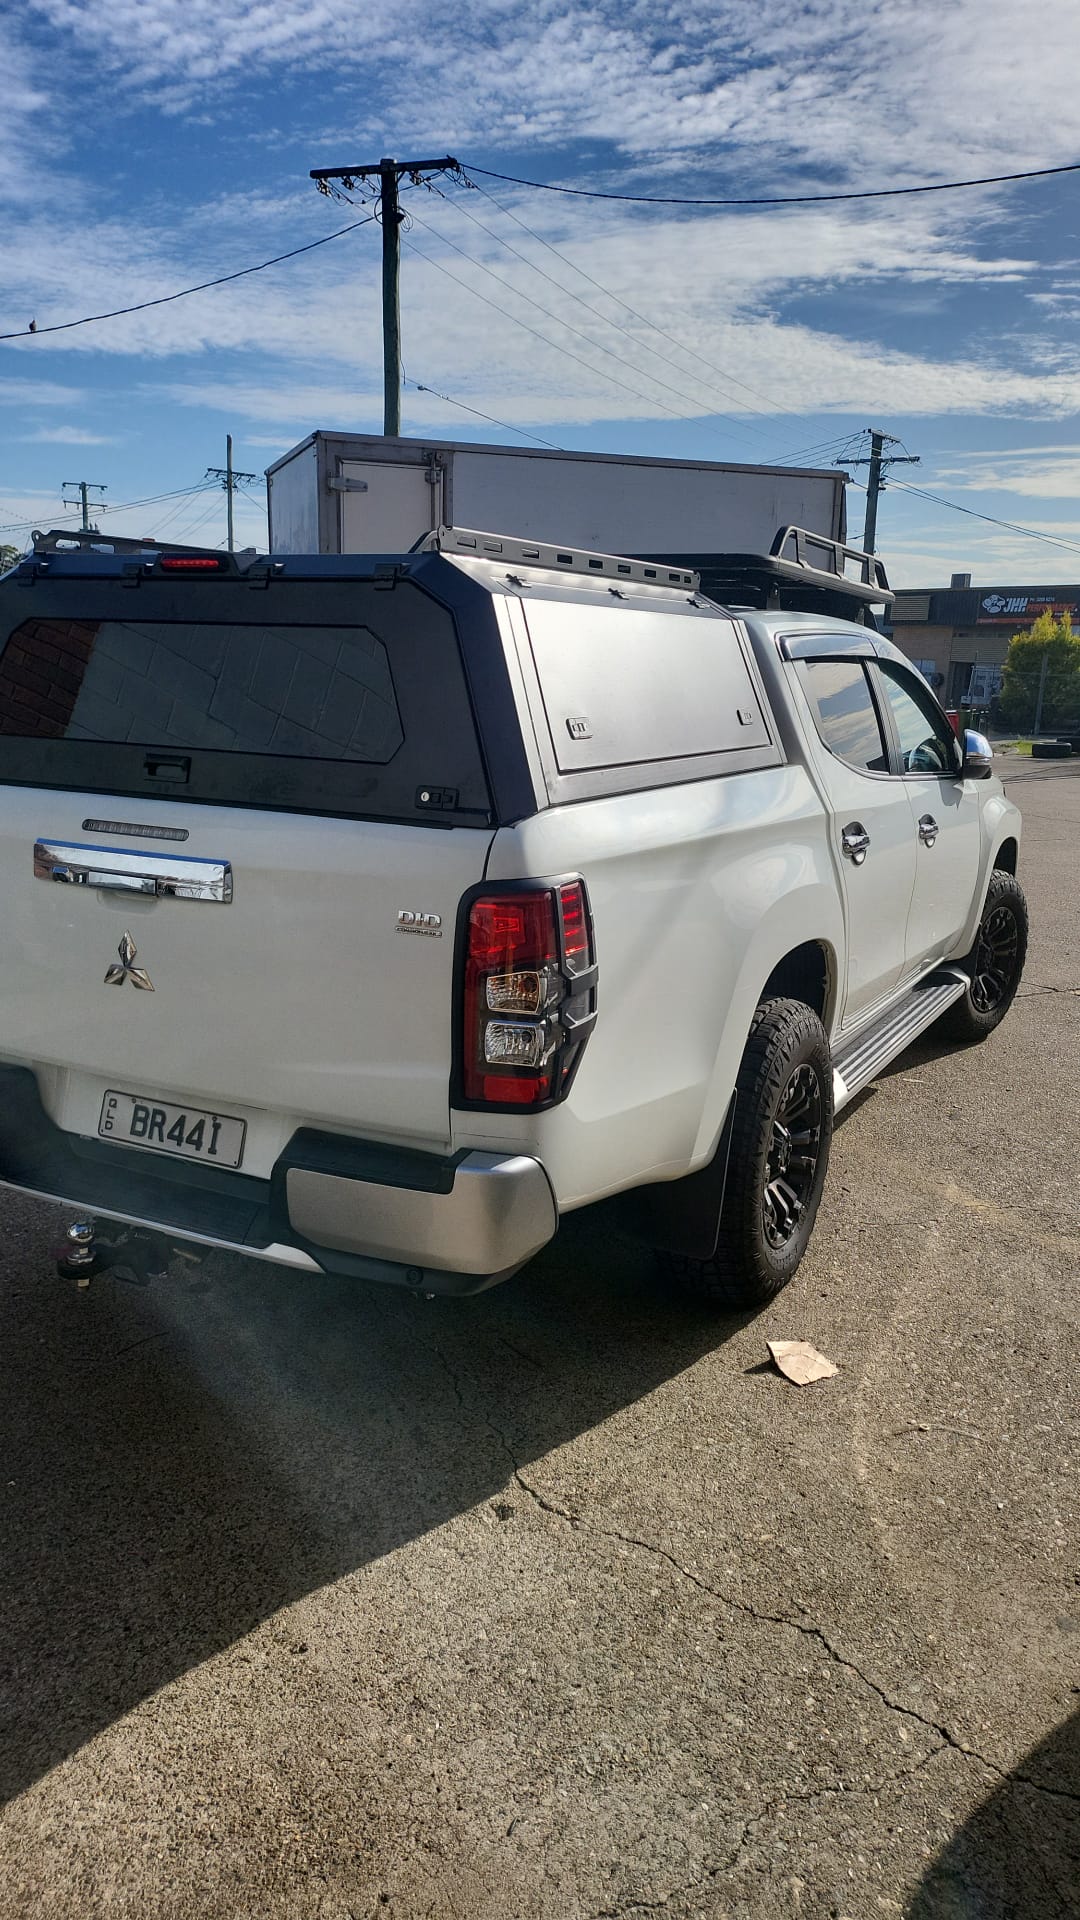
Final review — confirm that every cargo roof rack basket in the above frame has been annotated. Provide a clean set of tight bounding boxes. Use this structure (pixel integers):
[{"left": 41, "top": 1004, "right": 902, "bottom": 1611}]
[{"left": 634, "top": 526, "right": 894, "bottom": 625}]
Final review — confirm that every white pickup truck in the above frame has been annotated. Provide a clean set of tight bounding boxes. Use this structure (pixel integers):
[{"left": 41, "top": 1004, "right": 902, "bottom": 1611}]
[{"left": 0, "top": 525, "right": 1025, "bottom": 1306}]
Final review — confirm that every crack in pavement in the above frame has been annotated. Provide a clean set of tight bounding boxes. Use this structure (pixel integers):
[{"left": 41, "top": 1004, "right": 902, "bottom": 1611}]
[
  {"left": 589, "top": 1745, "right": 950, "bottom": 1919},
  {"left": 428, "top": 1340, "right": 1080, "bottom": 1817}
]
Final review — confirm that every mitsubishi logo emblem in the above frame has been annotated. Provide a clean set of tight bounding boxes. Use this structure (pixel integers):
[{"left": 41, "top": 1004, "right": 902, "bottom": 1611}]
[{"left": 104, "top": 930, "right": 155, "bottom": 992}]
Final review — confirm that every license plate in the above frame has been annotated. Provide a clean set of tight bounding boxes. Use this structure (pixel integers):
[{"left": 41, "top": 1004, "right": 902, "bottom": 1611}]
[{"left": 99, "top": 1090, "right": 246, "bottom": 1168}]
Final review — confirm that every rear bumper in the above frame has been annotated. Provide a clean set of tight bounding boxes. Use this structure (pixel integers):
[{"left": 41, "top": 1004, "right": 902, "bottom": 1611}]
[{"left": 0, "top": 1066, "right": 558, "bottom": 1295}]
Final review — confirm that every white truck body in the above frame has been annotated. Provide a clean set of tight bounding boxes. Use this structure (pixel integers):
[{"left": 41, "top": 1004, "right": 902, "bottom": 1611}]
[
  {"left": 0, "top": 526, "right": 1023, "bottom": 1303},
  {"left": 266, "top": 433, "right": 847, "bottom": 559}
]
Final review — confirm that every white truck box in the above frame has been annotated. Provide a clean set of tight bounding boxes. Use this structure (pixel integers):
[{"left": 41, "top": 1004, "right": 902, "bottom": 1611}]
[{"left": 266, "top": 433, "right": 847, "bottom": 558}]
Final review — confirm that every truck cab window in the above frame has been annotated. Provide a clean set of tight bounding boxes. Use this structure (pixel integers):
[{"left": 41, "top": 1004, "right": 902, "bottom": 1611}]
[
  {"left": 875, "top": 662, "right": 960, "bottom": 776},
  {"left": 803, "top": 660, "right": 888, "bottom": 774}
]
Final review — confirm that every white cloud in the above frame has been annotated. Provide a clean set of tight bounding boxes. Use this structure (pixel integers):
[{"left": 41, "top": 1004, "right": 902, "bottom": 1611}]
[
  {"left": 22, "top": 0, "right": 1080, "bottom": 189},
  {"left": 6, "top": 0, "right": 1080, "bottom": 586},
  {"left": 930, "top": 450, "right": 1080, "bottom": 497},
  {"left": 24, "top": 426, "right": 120, "bottom": 444},
  {"left": 3, "top": 3, "right": 1077, "bottom": 454},
  {"left": 4, "top": 186, "right": 1074, "bottom": 443},
  {"left": 0, "top": 378, "right": 88, "bottom": 409},
  {"left": 887, "top": 528, "right": 1080, "bottom": 589}
]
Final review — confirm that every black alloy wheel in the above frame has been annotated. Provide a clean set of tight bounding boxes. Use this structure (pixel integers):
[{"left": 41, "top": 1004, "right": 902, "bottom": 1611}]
[
  {"left": 763, "top": 1062, "right": 824, "bottom": 1248},
  {"left": 659, "top": 996, "right": 834, "bottom": 1309},
  {"left": 937, "top": 869, "right": 1029, "bottom": 1043},
  {"left": 970, "top": 903, "right": 1021, "bottom": 1014}
]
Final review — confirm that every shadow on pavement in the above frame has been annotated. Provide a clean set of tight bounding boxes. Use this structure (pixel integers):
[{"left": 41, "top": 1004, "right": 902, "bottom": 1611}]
[
  {"left": 909, "top": 1704, "right": 1080, "bottom": 1919},
  {"left": 0, "top": 1202, "right": 741, "bottom": 1805}
]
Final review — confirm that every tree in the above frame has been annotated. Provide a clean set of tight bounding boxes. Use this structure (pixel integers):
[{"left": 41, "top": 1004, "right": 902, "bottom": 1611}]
[
  {"left": 997, "top": 608, "right": 1080, "bottom": 732},
  {"left": 0, "top": 543, "right": 21, "bottom": 575}
]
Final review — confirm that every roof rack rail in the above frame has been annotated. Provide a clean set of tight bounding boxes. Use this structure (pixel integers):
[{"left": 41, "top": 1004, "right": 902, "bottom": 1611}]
[
  {"left": 417, "top": 525, "right": 699, "bottom": 591},
  {"left": 29, "top": 527, "right": 258, "bottom": 560},
  {"left": 768, "top": 526, "right": 893, "bottom": 600},
  {"left": 633, "top": 525, "right": 894, "bottom": 622}
]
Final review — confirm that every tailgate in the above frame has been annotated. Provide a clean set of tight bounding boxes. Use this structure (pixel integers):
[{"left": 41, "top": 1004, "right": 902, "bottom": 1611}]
[{"left": 0, "top": 571, "right": 496, "bottom": 1170}]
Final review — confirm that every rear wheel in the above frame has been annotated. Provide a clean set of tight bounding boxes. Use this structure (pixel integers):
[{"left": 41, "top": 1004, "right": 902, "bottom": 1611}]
[
  {"left": 937, "top": 870, "right": 1028, "bottom": 1042},
  {"left": 661, "top": 998, "right": 833, "bottom": 1309}
]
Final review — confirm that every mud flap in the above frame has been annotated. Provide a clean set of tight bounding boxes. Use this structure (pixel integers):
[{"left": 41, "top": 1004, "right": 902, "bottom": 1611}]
[{"left": 614, "top": 1096, "right": 737, "bottom": 1260}]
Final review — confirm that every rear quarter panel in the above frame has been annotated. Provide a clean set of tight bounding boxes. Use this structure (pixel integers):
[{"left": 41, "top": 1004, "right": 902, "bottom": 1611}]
[{"left": 452, "top": 767, "right": 841, "bottom": 1208}]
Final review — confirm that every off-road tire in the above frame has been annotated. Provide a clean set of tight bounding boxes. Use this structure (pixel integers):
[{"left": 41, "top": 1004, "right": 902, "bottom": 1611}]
[
  {"left": 661, "top": 998, "right": 833, "bottom": 1309},
  {"left": 936, "top": 870, "right": 1028, "bottom": 1043}
]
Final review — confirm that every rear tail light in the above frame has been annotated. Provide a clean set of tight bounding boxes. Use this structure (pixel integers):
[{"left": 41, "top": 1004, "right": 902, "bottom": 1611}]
[
  {"left": 460, "top": 880, "right": 597, "bottom": 1109},
  {"left": 157, "top": 555, "right": 229, "bottom": 572}
]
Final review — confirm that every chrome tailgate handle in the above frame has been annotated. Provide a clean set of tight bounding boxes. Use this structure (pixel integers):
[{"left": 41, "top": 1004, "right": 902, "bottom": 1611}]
[{"left": 34, "top": 840, "right": 232, "bottom": 903}]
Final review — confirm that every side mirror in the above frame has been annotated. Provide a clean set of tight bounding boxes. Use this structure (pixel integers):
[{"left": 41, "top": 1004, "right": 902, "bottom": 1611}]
[{"left": 962, "top": 728, "right": 994, "bottom": 779}]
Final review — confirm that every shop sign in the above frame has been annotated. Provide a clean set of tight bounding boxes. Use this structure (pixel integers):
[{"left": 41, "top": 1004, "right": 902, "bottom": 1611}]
[{"left": 978, "top": 592, "right": 1079, "bottom": 623}]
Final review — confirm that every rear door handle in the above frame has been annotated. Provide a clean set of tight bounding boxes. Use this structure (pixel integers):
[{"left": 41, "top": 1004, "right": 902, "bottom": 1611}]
[
  {"left": 841, "top": 822, "right": 870, "bottom": 865},
  {"left": 34, "top": 840, "right": 233, "bottom": 903},
  {"left": 918, "top": 814, "right": 939, "bottom": 847},
  {"left": 144, "top": 753, "right": 190, "bottom": 784}
]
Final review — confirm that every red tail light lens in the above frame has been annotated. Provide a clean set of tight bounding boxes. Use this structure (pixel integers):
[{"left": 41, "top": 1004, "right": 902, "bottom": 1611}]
[
  {"left": 158, "top": 555, "right": 228, "bottom": 571},
  {"left": 468, "top": 894, "right": 558, "bottom": 970},
  {"left": 461, "top": 881, "right": 596, "bottom": 1109},
  {"left": 559, "top": 882, "right": 590, "bottom": 974}
]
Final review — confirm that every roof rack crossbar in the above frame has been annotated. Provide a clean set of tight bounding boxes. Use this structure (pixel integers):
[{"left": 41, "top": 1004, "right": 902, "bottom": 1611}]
[{"left": 419, "top": 525, "right": 699, "bottom": 591}]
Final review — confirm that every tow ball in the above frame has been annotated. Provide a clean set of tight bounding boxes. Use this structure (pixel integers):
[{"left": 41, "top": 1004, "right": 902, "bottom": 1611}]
[{"left": 55, "top": 1219, "right": 197, "bottom": 1288}]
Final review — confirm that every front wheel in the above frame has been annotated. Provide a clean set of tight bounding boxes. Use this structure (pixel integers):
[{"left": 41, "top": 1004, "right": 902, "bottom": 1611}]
[
  {"left": 661, "top": 997, "right": 833, "bottom": 1309},
  {"left": 937, "top": 870, "right": 1028, "bottom": 1043}
]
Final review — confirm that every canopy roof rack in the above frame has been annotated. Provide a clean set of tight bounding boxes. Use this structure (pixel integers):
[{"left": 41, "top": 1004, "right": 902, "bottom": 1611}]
[
  {"left": 29, "top": 527, "right": 258, "bottom": 560},
  {"left": 418, "top": 525, "right": 699, "bottom": 590},
  {"left": 633, "top": 526, "right": 894, "bottom": 623}
]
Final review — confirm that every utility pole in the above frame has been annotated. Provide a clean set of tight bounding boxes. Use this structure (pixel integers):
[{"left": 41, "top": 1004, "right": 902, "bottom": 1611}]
[
  {"left": 205, "top": 435, "right": 259, "bottom": 552},
  {"left": 62, "top": 480, "right": 106, "bottom": 532},
  {"left": 838, "top": 429, "right": 920, "bottom": 554},
  {"left": 310, "top": 155, "right": 459, "bottom": 436}
]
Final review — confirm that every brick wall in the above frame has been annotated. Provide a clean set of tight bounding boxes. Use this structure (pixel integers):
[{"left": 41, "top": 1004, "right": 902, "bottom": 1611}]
[{"left": 0, "top": 619, "right": 98, "bottom": 736}]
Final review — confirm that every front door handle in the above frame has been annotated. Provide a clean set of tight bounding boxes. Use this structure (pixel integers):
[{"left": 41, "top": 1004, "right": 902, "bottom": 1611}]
[
  {"left": 918, "top": 814, "right": 939, "bottom": 848},
  {"left": 841, "top": 822, "right": 870, "bottom": 865}
]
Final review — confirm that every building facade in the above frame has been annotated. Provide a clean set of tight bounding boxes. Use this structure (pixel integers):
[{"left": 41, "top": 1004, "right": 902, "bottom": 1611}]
[{"left": 888, "top": 573, "right": 1080, "bottom": 708}]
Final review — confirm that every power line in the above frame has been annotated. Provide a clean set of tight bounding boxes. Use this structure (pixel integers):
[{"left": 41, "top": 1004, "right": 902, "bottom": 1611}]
[
  {"left": 403, "top": 231, "right": 726, "bottom": 429},
  {"left": 0, "top": 216, "right": 375, "bottom": 342},
  {"left": 138, "top": 482, "right": 221, "bottom": 539},
  {"left": 406, "top": 379, "right": 563, "bottom": 449},
  {"left": 455, "top": 176, "right": 824, "bottom": 441},
  {"left": 165, "top": 494, "right": 227, "bottom": 545},
  {"left": 433, "top": 185, "right": 781, "bottom": 447},
  {"left": 0, "top": 481, "right": 220, "bottom": 535},
  {"left": 774, "top": 430, "right": 872, "bottom": 466},
  {"left": 461, "top": 158, "right": 1080, "bottom": 209},
  {"left": 404, "top": 210, "right": 762, "bottom": 443},
  {"left": 884, "top": 476, "right": 1080, "bottom": 558}
]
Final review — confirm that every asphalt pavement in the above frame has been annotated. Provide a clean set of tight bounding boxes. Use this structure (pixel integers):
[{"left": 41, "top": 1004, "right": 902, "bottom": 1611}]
[{"left": 1, "top": 757, "right": 1077, "bottom": 1919}]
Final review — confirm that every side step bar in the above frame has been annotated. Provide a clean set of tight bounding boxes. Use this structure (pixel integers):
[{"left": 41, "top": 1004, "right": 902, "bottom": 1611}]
[{"left": 832, "top": 968, "right": 968, "bottom": 1112}]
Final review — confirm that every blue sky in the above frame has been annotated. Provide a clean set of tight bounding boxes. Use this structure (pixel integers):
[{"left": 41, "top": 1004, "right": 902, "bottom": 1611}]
[{"left": 2, "top": 0, "right": 1080, "bottom": 584}]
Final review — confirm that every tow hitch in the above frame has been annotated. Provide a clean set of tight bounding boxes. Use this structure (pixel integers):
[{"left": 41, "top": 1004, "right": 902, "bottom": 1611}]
[{"left": 55, "top": 1219, "right": 200, "bottom": 1288}]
